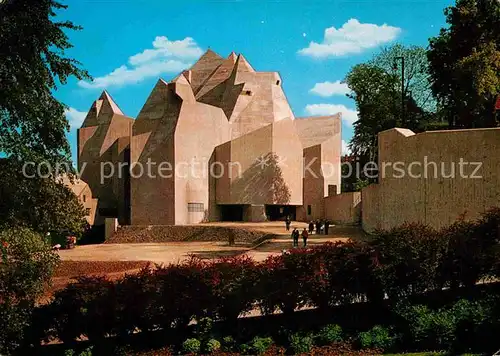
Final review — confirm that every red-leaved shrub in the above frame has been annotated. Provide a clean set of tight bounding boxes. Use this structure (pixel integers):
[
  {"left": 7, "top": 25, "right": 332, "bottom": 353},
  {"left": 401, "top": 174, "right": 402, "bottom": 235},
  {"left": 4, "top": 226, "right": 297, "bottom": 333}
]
[
  {"left": 369, "top": 223, "right": 446, "bottom": 299},
  {"left": 257, "top": 249, "right": 311, "bottom": 315},
  {"left": 205, "top": 255, "right": 259, "bottom": 321},
  {"left": 50, "top": 276, "right": 116, "bottom": 343}
]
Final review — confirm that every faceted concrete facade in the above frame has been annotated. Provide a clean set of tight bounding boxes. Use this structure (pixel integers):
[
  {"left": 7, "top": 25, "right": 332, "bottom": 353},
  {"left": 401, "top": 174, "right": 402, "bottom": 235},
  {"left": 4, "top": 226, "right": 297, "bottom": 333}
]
[
  {"left": 78, "top": 91, "right": 133, "bottom": 224},
  {"left": 77, "top": 50, "right": 342, "bottom": 225}
]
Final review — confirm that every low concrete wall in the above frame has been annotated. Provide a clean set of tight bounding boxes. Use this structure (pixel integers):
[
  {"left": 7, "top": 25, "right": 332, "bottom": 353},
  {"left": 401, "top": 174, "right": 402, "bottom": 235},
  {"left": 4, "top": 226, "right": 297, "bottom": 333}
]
[{"left": 324, "top": 192, "right": 361, "bottom": 225}]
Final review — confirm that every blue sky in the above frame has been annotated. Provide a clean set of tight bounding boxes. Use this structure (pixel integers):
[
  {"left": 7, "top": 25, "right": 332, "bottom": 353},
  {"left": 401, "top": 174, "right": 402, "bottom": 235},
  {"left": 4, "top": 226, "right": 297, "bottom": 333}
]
[{"left": 58, "top": 0, "right": 453, "bottom": 163}]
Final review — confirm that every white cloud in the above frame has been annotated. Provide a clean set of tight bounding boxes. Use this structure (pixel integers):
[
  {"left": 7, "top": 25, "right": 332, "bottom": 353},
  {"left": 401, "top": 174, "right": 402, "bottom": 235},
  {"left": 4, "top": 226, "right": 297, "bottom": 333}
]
[
  {"left": 342, "top": 140, "right": 351, "bottom": 155},
  {"left": 310, "top": 80, "right": 351, "bottom": 97},
  {"left": 65, "top": 107, "right": 87, "bottom": 129},
  {"left": 298, "top": 18, "right": 401, "bottom": 58},
  {"left": 78, "top": 36, "right": 203, "bottom": 89},
  {"left": 305, "top": 104, "right": 358, "bottom": 126},
  {"left": 129, "top": 36, "right": 203, "bottom": 65}
]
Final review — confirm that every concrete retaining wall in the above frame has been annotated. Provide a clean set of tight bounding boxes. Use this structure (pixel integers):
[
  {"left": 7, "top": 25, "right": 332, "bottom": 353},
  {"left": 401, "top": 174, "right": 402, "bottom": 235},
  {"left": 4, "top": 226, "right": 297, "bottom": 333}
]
[
  {"left": 362, "top": 127, "right": 500, "bottom": 232},
  {"left": 324, "top": 192, "right": 361, "bottom": 225}
]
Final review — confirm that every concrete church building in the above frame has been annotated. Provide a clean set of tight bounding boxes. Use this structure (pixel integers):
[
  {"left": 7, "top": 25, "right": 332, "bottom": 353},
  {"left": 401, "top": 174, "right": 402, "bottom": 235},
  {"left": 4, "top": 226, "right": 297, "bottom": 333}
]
[{"left": 78, "top": 50, "right": 342, "bottom": 225}]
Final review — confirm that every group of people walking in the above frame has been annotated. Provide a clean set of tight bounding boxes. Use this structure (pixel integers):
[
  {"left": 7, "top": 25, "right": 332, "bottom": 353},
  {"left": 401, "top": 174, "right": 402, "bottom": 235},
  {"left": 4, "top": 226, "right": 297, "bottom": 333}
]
[
  {"left": 284, "top": 216, "right": 332, "bottom": 248},
  {"left": 308, "top": 219, "right": 330, "bottom": 235}
]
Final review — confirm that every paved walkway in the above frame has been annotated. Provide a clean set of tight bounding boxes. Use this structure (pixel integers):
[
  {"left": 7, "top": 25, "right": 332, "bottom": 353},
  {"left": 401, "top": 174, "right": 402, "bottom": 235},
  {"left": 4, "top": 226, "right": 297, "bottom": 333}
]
[{"left": 58, "top": 223, "right": 365, "bottom": 264}]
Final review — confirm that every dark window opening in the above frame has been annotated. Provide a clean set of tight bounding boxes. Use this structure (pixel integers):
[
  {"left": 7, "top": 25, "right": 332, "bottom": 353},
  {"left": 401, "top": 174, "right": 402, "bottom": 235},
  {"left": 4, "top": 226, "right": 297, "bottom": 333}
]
[
  {"left": 266, "top": 205, "right": 296, "bottom": 221},
  {"left": 276, "top": 80, "right": 280, "bottom": 85},
  {"left": 85, "top": 208, "right": 91, "bottom": 216},
  {"left": 307, "top": 205, "right": 312, "bottom": 215},
  {"left": 83, "top": 195, "right": 86, "bottom": 203},
  {"left": 244, "top": 90, "right": 252, "bottom": 96},
  {"left": 220, "top": 205, "right": 244, "bottom": 221}
]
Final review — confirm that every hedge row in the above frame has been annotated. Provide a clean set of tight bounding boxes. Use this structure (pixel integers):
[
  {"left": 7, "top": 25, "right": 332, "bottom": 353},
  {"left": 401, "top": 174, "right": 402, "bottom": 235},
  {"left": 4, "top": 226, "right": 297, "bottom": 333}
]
[{"left": 29, "top": 208, "right": 500, "bottom": 347}]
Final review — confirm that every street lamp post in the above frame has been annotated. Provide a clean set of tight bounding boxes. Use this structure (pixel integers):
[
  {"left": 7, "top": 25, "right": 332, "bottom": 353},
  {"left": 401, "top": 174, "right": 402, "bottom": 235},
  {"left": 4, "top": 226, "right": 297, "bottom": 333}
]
[{"left": 394, "top": 56, "right": 405, "bottom": 126}]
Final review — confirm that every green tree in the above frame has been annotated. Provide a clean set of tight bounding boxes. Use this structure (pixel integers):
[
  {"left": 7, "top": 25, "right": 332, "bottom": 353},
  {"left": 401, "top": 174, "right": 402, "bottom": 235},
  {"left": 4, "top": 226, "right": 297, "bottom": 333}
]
[
  {"left": 0, "top": 227, "right": 60, "bottom": 353},
  {"left": 344, "top": 44, "right": 437, "bottom": 165},
  {"left": 0, "top": 0, "right": 90, "bottom": 166},
  {"left": 0, "top": 1, "right": 89, "bottom": 235},
  {"left": 372, "top": 44, "right": 436, "bottom": 113},
  {"left": 0, "top": 159, "right": 87, "bottom": 237},
  {"left": 428, "top": 0, "right": 500, "bottom": 128}
]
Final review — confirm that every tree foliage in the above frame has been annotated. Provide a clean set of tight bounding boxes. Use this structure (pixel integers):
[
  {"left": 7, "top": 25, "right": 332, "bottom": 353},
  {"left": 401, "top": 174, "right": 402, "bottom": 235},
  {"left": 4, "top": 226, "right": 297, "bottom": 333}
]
[
  {"left": 428, "top": 0, "right": 500, "bottom": 128},
  {"left": 0, "top": 227, "right": 60, "bottom": 353},
  {"left": 372, "top": 44, "right": 436, "bottom": 113},
  {"left": 0, "top": 0, "right": 90, "bottom": 166},
  {"left": 0, "top": 159, "right": 87, "bottom": 236},
  {"left": 344, "top": 44, "right": 437, "bottom": 163}
]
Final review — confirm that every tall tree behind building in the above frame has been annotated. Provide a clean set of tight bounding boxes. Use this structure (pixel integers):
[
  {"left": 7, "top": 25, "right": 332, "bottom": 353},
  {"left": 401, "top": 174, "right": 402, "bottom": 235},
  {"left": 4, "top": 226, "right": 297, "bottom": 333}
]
[
  {"left": 428, "top": 0, "right": 500, "bottom": 128},
  {"left": 343, "top": 44, "right": 436, "bottom": 188}
]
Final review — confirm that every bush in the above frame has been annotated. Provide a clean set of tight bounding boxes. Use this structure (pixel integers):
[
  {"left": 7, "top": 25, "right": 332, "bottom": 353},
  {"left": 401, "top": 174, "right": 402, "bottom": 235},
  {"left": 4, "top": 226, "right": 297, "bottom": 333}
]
[
  {"left": 195, "top": 316, "right": 213, "bottom": 340},
  {"left": 205, "top": 255, "right": 258, "bottom": 321},
  {"left": 182, "top": 338, "right": 201, "bottom": 354},
  {"left": 394, "top": 299, "right": 490, "bottom": 351},
  {"left": 304, "top": 241, "right": 383, "bottom": 310},
  {"left": 370, "top": 223, "right": 445, "bottom": 299},
  {"left": 315, "top": 324, "right": 343, "bottom": 345},
  {"left": 257, "top": 251, "right": 310, "bottom": 315},
  {"left": 358, "top": 325, "right": 394, "bottom": 351},
  {"left": 205, "top": 338, "right": 221, "bottom": 353},
  {"left": 154, "top": 257, "right": 212, "bottom": 329},
  {"left": 115, "top": 265, "right": 159, "bottom": 335},
  {"left": 239, "top": 343, "right": 251, "bottom": 354},
  {"left": 249, "top": 336, "right": 274, "bottom": 354},
  {"left": 0, "top": 227, "right": 59, "bottom": 354},
  {"left": 50, "top": 276, "right": 116, "bottom": 343},
  {"left": 440, "top": 208, "right": 500, "bottom": 289},
  {"left": 288, "top": 333, "right": 313, "bottom": 354},
  {"left": 63, "top": 346, "right": 93, "bottom": 356},
  {"left": 221, "top": 336, "right": 236, "bottom": 352}
]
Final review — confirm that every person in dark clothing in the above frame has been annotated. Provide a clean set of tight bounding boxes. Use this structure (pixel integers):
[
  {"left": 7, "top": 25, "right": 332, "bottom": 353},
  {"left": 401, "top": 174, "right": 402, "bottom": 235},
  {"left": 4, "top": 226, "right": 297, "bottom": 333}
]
[
  {"left": 308, "top": 221, "right": 314, "bottom": 234},
  {"left": 315, "top": 220, "right": 321, "bottom": 235},
  {"left": 301, "top": 228, "right": 309, "bottom": 247},
  {"left": 285, "top": 216, "right": 291, "bottom": 231},
  {"left": 291, "top": 228, "right": 299, "bottom": 247},
  {"left": 324, "top": 220, "right": 330, "bottom": 235}
]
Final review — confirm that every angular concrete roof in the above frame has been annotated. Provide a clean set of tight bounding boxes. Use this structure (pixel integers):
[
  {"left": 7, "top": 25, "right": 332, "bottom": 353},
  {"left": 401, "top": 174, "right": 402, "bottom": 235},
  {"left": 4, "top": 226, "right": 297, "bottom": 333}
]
[
  {"left": 82, "top": 90, "right": 127, "bottom": 128},
  {"left": 294, "top": 114, "right": 342, "bottom": 148},
  {"left": 189, "top": 49, "right": 225, "bottom": 94},
  {"left": 100, "top": 90, "right": 124, "bottom": 115}
]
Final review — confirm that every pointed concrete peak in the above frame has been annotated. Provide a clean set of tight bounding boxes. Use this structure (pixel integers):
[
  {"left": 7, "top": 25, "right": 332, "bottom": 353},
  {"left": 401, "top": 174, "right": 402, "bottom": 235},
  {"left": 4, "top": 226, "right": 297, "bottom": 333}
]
[
  {"left": 203, "top": 48, "right": 223, "bottom": 59},
  {"left": 158, "top": 78, "right": 170, "bottom": 86},
  {"left": 191, "top": 48, "right": 223, "bottom": 66},
  {"left": 235, "top": 54, "right": 255, "bottom": 73},
  {"left": 173, "top": 73, "right": 190, "bottom": 86},
  {"left": 99, "top": 90, "right": 124, "bottom": 115},
  {"left": 228, "top": 51, "right": 237, "bottom": 62}
]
